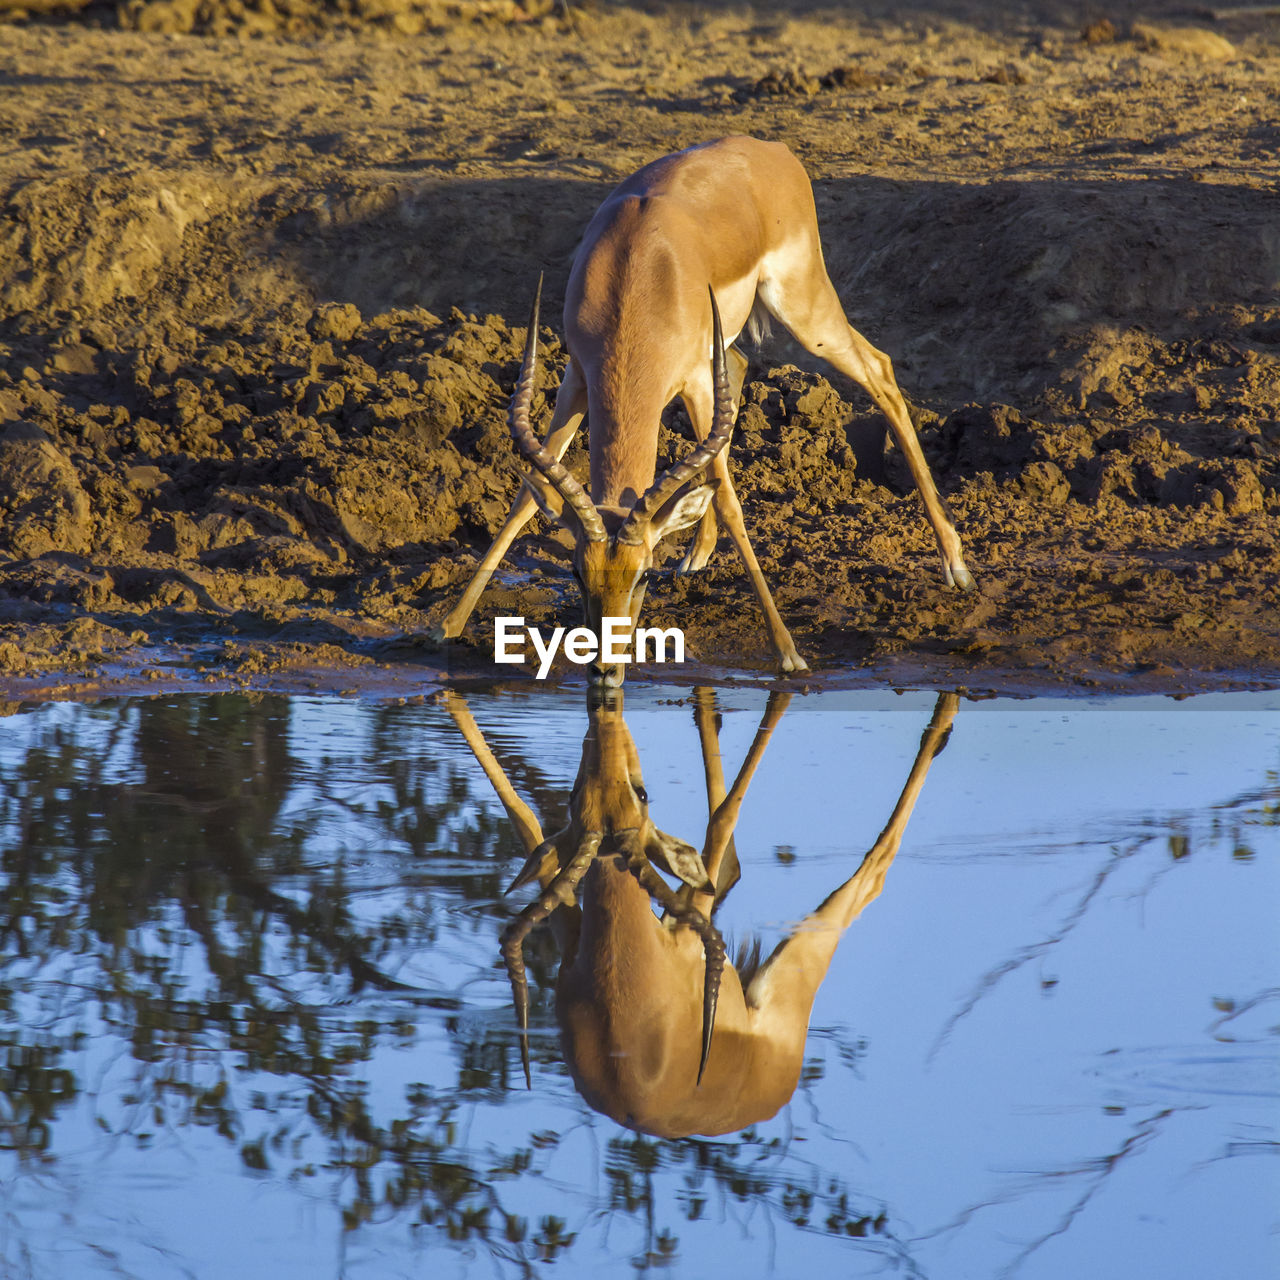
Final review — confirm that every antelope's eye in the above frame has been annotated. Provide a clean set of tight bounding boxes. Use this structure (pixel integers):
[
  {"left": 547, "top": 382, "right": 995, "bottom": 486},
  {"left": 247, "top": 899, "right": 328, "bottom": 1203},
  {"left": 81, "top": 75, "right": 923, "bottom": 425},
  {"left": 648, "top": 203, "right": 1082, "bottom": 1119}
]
[{"left": 633, "top": 783, "right": 648, "bottom": 804}]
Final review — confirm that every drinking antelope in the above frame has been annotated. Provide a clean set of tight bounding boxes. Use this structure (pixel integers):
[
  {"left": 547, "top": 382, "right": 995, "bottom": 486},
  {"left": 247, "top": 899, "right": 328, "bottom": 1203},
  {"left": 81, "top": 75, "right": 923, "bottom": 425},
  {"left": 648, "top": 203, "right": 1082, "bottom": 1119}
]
[
  {"left": 445, "top": 688, "right": 959, "bottom": 1137},
  {"left": 437, "top": 136, "right": 974, "bottom": 683}
]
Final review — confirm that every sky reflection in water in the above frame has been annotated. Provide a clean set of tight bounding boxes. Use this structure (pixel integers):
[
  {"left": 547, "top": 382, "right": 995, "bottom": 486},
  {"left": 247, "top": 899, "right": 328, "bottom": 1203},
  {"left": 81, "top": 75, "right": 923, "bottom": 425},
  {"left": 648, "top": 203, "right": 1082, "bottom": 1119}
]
[{"left": 0, "top": 688, "right": 1276, "bottom": 1280}]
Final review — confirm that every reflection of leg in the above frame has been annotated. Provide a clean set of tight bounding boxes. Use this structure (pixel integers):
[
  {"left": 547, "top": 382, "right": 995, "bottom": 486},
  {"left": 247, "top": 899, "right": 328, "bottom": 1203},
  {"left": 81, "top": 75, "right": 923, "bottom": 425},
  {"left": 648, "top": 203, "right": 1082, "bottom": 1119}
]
[
  {"left": 435, "top": 363, "right": 588, "bottom": 639},
  {"left": 745, "top": 692, "right": 958, "bottom": 1027},
  {"left": 694, "top": 688, "right": 729, "bottom": 816},
  {"left": 695, "top": 689, "right": 791, "bottom": 914},
  {"left": 693, "top": 688, "right": 738, "bottom": 900},
  {"left": 815, "top": 690, "right": 959, "bottom": 929},
  {"left": 441, "top": 691, "right": 546, "bottom": 854},
  {"left": 679, "top": 345, "right": 748, "bottom": 574}
]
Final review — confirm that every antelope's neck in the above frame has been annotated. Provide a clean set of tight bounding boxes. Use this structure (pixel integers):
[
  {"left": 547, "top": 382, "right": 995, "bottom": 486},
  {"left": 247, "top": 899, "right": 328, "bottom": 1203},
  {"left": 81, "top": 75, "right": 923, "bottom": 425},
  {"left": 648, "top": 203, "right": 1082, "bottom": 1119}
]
[
  {"left": 573, "top": 855, "right": 665, "bottom": 978},
  {"left": 556, "top": 857, "right": 799, "bottom": 1139},
  {"left": 588, "top": 391, "right": 664, "bottom": 508},
  {"left": 570, "top": 200, "right": 692, "bottom": 508},
  {"left": 581, "top": 322, "right": 675, "bottom": 508}
]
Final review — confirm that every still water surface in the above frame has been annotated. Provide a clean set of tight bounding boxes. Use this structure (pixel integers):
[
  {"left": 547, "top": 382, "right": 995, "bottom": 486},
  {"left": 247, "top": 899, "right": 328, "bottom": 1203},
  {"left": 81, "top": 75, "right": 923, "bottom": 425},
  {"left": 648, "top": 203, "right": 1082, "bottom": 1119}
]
[{"left": 0, "top": 687, "right": 1277, "bottom": 1279}]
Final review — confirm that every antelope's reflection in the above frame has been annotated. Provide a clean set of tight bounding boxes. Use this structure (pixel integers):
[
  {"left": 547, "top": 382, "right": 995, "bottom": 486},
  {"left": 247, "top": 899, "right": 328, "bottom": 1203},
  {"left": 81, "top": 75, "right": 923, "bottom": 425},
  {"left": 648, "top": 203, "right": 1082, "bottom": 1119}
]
[{"left": 446, "top": 689, "right": 957, "bottom": 1138}]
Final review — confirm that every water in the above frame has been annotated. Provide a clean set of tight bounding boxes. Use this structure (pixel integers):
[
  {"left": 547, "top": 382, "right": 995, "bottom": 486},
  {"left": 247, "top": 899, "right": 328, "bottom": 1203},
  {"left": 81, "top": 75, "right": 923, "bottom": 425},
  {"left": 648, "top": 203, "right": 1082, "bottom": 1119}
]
[{"left": 0, "top": 687, "right": 1276, "bottom": 1280}]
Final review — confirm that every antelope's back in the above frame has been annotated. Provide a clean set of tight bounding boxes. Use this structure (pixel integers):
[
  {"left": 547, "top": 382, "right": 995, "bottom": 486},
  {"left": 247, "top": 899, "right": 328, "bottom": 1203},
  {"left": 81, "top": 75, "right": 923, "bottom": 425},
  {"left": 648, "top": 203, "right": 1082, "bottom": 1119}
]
[
  {"left": 555, "top": 860, "right": 802, "bottom": 1139},
  {"left": 566, "top": 136, "right": 815, "bottom": 352}
]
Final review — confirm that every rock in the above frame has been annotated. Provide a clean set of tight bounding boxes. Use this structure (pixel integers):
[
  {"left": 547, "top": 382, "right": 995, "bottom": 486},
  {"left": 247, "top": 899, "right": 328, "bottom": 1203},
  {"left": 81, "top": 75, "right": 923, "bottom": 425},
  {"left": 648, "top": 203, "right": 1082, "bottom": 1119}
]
[
  {"left": 125, "top": 465, "right": 169, "bottom": 495},
  {"left": 1203, "top": 460, "right": 1265, "bottom": 516},
  {"left": 821, "top": 65, "right": 898, "bottom": 90},
  {"left": 942, "top": 403, "right": 1035, "bottom": 472},
  {"left": 301, "top": 381, "right": 348, "bottom": 418},
  {"left": 49, "top": 342, "right": 99, "bottom": 376},
  {"left": 0, "top": 422, "right": 93, "bottom": 556},
  {"left": 1158, "top": 466, "right": 1196, "bottom": 508},
  {"left": 785, "top": 379, "right": 839, "bottom": 420},
  {"left": 1157, "top": 460, "right": 1265, "bottom": 514},
  {"left": 1083, "top": 454, "right": 1139, "bottom": 505},
  {"left": 1020, "top": 460, "right": 1070, "bottom": 507},
  {"left": 309, "top": 302, "right": 364, "bottom": 343},
  {"left": 983, "top": 63, "right": 1028, "bottom": 86},
  {"left": 146, "top": 511, "right": 201, "bottom": 557},
  {"left": 746, "top": 68, "right": 822, "bottom": 99},
  {"left": 1131, "top": 24, "right": 1235, "bottom": 61},
  {"left": 119, "top": 0, "right": 203, "bottom": 34},
  {"left": 1080, "top": 18, "right": 1116, "bottom": 44}
]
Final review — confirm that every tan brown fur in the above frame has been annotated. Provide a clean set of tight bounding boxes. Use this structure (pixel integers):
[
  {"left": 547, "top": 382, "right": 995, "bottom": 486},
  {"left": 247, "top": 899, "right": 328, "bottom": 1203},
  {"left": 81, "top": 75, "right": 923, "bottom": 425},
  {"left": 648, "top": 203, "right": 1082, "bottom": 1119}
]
[
  {"left": 438, "top": 137, "right": 973, "bottom": 679},
  {"left": 446, "top": 687, "right": 959, "bottom": 1138}
]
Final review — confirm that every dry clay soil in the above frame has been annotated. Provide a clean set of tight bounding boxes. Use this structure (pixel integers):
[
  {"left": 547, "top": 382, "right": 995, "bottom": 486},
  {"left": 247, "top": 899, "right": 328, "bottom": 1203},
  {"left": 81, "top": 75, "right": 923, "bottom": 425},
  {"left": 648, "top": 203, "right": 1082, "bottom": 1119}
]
[{"left": 1, "top": 0, "right": 1279, "bottom": 700}]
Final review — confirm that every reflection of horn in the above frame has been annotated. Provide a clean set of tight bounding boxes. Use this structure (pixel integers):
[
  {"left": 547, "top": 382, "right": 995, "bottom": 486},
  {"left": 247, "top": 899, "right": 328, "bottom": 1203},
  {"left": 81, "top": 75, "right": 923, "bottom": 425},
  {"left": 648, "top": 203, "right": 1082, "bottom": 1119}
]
[
  {"left": 501, "top": 829, "right": 601, "bottom": 1089},
  {"left": 618, "top": 829, "right": 725, "bottom": 1085},
  {"left": 506, "top": 837, "right": 559, "bottom": 895}
]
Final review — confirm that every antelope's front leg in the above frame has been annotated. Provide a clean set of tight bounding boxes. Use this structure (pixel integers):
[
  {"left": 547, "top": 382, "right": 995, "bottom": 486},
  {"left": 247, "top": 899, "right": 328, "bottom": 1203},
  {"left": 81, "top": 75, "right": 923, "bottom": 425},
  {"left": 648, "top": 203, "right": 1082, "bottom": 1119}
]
[
  {"left": 710, "top": 453, "right": 808, "bottom": 674},
  {"left": 677, "top": 346, "right": 750, "bottom": 576},
  {"left": 678, "top": 504, "right": 720, "bottom": 576},
  {"left": 681, "top": 378, "right": 808, "bottom": 675},
  {"left": 433, "top": 362, "right": 588, "bottom": 640}
]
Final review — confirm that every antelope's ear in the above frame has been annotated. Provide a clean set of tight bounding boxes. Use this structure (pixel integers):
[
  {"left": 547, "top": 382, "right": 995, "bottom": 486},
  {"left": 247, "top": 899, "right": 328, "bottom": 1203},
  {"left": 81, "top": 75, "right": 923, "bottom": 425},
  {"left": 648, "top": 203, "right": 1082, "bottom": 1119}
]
[
  {"left": 524, "top": 476, "right": 567, "bottom": 527},
  {"left": 652, "top": 479, "right": 720, "bottom": 541},
  {"left": 649, "top": 828, "right": 714, "bottom": 892},
  {"left": 505, "top": 837, "right": 561, "bottom": 894}
]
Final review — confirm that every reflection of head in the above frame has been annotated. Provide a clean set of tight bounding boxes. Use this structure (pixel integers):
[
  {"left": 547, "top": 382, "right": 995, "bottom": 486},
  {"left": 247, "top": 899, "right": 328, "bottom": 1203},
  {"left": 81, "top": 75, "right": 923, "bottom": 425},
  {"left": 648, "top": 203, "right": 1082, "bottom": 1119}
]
[{"left": 449, "top": 689, "right": 958, "bottom": 1139}]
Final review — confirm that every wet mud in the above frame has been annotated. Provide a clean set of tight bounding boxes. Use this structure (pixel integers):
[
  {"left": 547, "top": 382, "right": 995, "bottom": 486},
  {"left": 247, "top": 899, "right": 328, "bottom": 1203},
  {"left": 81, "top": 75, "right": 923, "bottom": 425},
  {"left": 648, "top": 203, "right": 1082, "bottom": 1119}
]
[{"left": 1, "top": 1, "right": 1278, "bottom": 698}]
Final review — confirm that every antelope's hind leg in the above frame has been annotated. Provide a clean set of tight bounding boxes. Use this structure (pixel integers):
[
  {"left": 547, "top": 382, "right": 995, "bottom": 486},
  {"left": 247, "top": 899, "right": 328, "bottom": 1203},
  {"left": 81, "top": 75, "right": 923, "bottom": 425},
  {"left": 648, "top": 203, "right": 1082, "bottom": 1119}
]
[
  {"left": 677, "top": 345, "right": 750, "bottom": 575},
  {"left": 765, "top": 257, "right": 974, "bottom": 591},
  {"left": 837, "top": 326, "right": 973, "bottom": 591},
  {"left": 434, "top": 362, "right": 588, "bottom": 640}
]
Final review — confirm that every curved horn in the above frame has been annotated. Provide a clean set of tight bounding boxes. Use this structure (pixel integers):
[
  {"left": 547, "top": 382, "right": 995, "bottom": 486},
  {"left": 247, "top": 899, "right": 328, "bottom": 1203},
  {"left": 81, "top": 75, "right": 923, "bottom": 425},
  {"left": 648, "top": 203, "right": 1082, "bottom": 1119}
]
[
  {"left": 618, "top": 285, "right": 735, "bottom": 546},
  {"left": 501, "top": 827, "right": 603, "bottom": 1089},
  {"left": 620, "top": 831, "right": 726, "bottom": 1085},
  {"left": 509, "top": 275, "right": 607, "bottom": 543}
]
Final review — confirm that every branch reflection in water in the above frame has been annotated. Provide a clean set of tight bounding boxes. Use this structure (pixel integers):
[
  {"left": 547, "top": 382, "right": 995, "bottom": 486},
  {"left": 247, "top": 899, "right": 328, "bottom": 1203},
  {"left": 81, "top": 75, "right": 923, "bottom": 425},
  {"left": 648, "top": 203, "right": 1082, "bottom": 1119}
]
[
  {"left": 0, "top": 690, "right": 1275, "bottom": 1279},
  {"left": 0, "top": 692, "right": 937, "bottom": 1276},
  {"left": 446, "top": 688, "right": 957, "bottom": 1138}
]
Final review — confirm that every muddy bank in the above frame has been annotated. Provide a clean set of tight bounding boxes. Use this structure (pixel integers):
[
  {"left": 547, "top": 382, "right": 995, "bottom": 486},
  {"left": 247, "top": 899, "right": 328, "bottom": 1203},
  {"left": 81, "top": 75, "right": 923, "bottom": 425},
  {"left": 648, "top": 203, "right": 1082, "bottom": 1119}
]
[
  {"left": 1, "top": 296, "right": 1276, "bottom": 697},
  {"left": 0, "top": 3, "right": 1278, "bottom": 699}
]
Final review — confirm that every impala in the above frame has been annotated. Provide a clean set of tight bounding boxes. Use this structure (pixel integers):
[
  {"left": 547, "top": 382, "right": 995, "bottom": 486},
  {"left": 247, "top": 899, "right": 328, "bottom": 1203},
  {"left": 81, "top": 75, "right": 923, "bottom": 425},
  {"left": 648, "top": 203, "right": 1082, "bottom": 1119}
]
[
  {"left": 445, "top": 687, "right": 959, "bottom": 1137},
  {"left": 436, "top": 136, "right": 974, "bottom": 683}
]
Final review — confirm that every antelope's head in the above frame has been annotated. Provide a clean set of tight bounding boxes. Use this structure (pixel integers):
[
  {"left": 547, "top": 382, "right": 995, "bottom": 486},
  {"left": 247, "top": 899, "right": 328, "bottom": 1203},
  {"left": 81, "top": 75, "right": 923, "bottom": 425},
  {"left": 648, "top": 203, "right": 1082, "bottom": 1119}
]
[{"left": 508, "top": 280, "right": 735, "bottom": 687}]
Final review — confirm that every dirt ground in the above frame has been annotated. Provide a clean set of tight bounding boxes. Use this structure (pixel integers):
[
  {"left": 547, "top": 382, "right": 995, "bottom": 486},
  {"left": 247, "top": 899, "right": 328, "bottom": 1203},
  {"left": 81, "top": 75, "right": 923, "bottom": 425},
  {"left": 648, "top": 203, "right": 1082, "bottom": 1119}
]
[{"left": 0, "top": 0, "right": 1277, "bottom": 701}]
